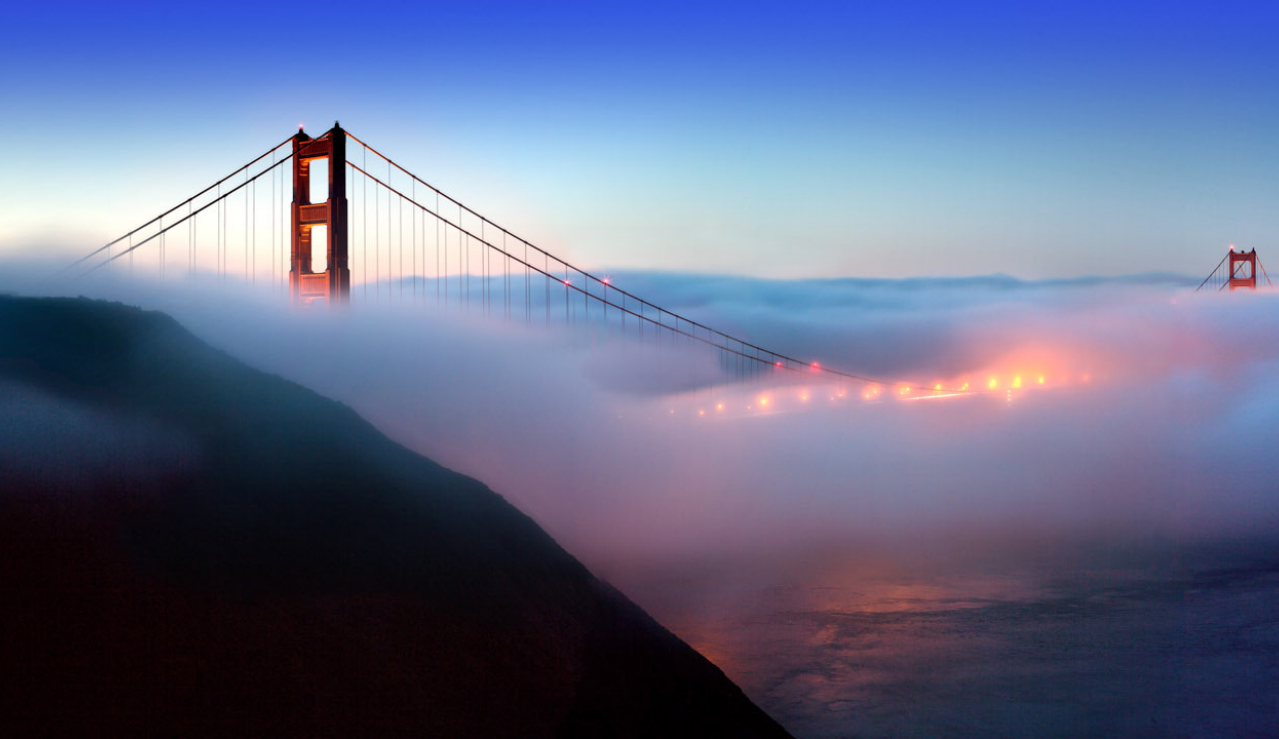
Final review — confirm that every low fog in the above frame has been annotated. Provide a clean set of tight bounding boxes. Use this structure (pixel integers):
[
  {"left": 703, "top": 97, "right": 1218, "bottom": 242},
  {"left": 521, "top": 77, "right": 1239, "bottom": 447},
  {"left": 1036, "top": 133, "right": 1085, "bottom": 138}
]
[{"left": 4, "top": 261, "right": 1278, "bottom": 582}]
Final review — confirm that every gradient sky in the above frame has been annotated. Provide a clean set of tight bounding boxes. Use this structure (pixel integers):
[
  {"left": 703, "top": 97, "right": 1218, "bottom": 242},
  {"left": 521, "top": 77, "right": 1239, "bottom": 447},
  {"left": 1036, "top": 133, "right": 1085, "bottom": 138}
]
[{"left": 2, "top": 0, "right": 1276, "bottom": 278}]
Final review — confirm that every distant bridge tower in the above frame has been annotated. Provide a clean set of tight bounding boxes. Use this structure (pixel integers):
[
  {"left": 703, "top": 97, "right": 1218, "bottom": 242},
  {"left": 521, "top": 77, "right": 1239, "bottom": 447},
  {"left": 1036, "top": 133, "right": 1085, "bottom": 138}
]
[
  {"left": 1197, "top": 245, "right": 1272, "bottom": 292},
  {"left": 1228, "top": 247, "right": 1258, "bottom": 290},
  {"left": 290, "top": 123, "right": 349, "bottom": 304}
]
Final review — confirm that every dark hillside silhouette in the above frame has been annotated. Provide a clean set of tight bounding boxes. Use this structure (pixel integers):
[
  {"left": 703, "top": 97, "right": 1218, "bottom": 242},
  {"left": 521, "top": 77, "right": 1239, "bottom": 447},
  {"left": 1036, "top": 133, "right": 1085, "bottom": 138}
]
[{"left": 0, "top": 295, "right": 791, "bottom": 738}]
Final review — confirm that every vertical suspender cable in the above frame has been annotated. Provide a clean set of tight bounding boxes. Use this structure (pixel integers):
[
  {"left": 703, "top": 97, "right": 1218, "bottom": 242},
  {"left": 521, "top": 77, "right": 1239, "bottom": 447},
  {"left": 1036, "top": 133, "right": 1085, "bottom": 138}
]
[
  {"left": 251, "top": 177, "right": 256, "bottom": 284},
  {"left": 271, "top": 151, "right": 276, "bottom": 287},
  {"left": 412, "top": 180, "right": 417, "bottom": 300},
  {"left": 388, "top": 160, "right": 393, "bottom": 301},
  {"left": 218, "top": 187, "right": 223, "bottom": 280},
  {"left": 244, "top": 170, "right": 249, "bottom": 281},
  {"left": 363, "top": 146, "right": 368, "bottom": 298},
  {"left": 375, "top": 160, "right": 380, "bottom": 298},
  {"left": 468, "top": 202, "right": 473, "bottom": 308},
  {"left": 482, "top": 221, "right": 488, "bottom": 316},
  {"left": 436, "top": 190, "right": 441, "bottom": 305},
  {"left": 396, "top": 161, "right": 402, "bottom": 302}
]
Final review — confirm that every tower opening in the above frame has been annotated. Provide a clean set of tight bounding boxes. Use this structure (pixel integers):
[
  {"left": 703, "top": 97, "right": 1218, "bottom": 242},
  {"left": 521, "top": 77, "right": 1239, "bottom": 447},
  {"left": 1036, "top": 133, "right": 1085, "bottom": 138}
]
[{"left": 308, "top": 158, "right": 329, "bottom": 205}]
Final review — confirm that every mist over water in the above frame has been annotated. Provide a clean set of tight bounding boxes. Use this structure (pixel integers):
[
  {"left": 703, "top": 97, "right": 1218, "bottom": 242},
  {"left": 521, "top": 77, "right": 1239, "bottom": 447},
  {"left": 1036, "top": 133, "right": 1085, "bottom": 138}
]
[{"left": 6, "top": 260, "right": 1279, "bottom": 737}]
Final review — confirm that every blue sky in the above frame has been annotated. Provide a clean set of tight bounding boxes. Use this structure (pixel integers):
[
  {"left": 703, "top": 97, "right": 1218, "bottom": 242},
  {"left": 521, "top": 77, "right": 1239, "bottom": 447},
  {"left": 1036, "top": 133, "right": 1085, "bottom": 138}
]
[{"left": 2, "top": 0, "right": 1276, "bottom": 278}]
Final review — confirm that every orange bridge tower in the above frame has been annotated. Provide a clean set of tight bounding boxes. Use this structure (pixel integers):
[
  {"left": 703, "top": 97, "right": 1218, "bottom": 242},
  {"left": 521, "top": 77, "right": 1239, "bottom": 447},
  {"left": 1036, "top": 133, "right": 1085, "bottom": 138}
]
[
  {"left": 1228, "top": 247, "right": 1258, "bottom": 290},
  {"left": 290, "top": 123, "right": 349, "bottom": 304}
]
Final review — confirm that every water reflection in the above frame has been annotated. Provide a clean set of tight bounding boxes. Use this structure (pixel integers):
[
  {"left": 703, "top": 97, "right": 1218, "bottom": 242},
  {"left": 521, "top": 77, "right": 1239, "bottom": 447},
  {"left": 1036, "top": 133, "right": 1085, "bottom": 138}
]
[{"left": 620, "top": 547, "right": 1279, "bottom": 739}]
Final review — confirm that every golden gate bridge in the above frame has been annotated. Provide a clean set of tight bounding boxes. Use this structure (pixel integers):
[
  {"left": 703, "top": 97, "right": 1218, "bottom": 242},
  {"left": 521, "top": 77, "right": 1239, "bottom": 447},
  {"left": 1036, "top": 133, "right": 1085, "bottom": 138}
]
[{"left": 63, "top": 123, "right": 1273, "bottom": 398}]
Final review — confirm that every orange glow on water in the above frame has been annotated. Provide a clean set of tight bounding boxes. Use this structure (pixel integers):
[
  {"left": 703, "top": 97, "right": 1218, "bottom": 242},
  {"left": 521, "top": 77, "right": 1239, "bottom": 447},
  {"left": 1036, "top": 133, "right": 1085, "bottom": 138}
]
[{"left": 988, "top": 377, "right": 998, "bottom": 389}]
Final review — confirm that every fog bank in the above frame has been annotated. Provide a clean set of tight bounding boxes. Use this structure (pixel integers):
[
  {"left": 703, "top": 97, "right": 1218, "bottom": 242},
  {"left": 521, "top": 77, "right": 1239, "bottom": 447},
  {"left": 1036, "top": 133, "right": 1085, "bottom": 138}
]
[{"left": 5, "top": 261, "right": 1278, "bottom": 576}]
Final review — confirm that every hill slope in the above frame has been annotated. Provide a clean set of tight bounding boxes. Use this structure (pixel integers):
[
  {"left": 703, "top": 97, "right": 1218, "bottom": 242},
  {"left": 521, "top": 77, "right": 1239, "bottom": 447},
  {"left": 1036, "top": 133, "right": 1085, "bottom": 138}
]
[{"left": 0, "top": 295, "right": 791, "bottom": 738}]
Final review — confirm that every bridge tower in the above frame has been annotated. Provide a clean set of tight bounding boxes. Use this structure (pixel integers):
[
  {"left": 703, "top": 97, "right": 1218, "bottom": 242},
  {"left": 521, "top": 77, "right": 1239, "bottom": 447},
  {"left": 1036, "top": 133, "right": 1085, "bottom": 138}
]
[
  {"left": 290, "top": 123, "right": 349, "bottom": 303},
  {"left": 1228, "top": 247, "right": 1257, "bottom": 291}
]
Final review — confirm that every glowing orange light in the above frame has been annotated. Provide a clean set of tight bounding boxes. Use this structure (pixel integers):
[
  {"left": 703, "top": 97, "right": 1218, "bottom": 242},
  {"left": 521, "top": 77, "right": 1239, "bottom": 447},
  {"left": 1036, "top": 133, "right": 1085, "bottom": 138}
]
[
  {"left": 698, "top": 409, "right": 705, "bottom": 417},
  {"left": 1037, "top": 375, "right": 1045, "bottom": 385},
  {"left": 1012, "top": 375, "right": 1022, "bottom": 389},
  {"left": 716, "top": 403, "right": 724, "bottom": 411},
  {"left": 800, "top": 394, "right": 810, "bottom": 402},
  {"left": 933, "top": 383, "right": 943, "bottom": 391},
  {"left": 960, "top": 381, "right": 969, "bottom": 391},
  {"left": 759, "top": 396, "right": 770, "bottom": 407},
  {"left": 899, "top": 386, "right": 911, "bottom": 395},
  {"left": 988, "top": 377, "right": 998, "bottom": 390}
]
